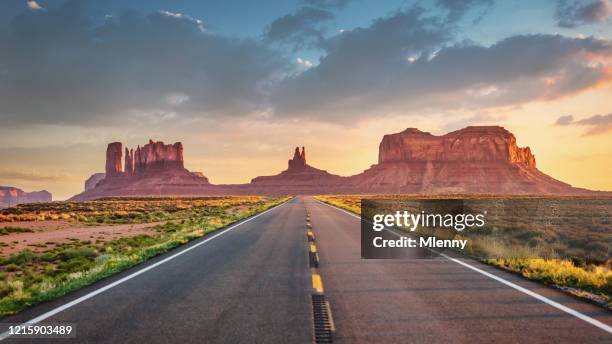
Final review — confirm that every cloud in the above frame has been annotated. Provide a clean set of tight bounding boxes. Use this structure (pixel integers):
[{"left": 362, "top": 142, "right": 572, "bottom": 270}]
[
  {"left": 266, "top": 6, "right": 334, "bottom": 47},
  {"left": 556, "top": 114, "right": 574, "bottom": 125},
  {"left": 1, "top": 1, "right": 611, "bottom": 129},
  {"left": 0, "top": 169, "right": 68, "bottom": 182},
  {"left": 555, "top": 113, "right": 612, "bottom": 135},
  {"left": 435, "top": 0, "right": 494, "bottom": 22},
  {"left": 271, "top": 5, "right": 612, "bottom": 122},
  {"left": 556, "top": 0, "right": 612, "bottom": 28},
  {"left": 300, "top": 0, "right": 352, "bottom": 9},
  {"left": 0, "top": 1, "right": 289, "bottom": 126},
  {"left": 26, "top": 1, "right": 43, "bottom": 10}
]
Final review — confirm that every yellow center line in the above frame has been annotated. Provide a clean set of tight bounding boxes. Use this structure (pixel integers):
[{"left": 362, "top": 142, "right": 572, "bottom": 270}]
[
  {"left": 310, "top": 243, "right": 317, "bottom": 253},
  {"left": 312, "top": 274, "right": 324, "bottom": 293}
]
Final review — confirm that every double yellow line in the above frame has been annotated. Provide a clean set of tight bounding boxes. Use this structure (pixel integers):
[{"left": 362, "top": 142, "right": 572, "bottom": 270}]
[
  {"left": 312, "top": 273, "right": 324, "bottom": 293},
  {"left": 307, "top": 209, "right": 324, "bottom": 294}
]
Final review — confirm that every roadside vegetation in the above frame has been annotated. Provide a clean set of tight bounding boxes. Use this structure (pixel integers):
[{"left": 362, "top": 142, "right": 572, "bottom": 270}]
[
  {"left": 314, "top": 195, "right": 612, "bottom": 308},
  {"left": 0, "top": 227, "right": 33, "bottom": 236},
  {"left": 0, "top": 196, "right": 289, "bottom": 316}
]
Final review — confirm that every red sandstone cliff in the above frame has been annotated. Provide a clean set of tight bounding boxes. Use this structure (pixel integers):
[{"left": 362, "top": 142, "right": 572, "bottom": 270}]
[
  {"left": 0, "top": 186, "right": 52, "bottom": 208},
  {"left": 378, "top": 127, "right": 536, "bottom": 167},
  {"left": 105, "top": 142, "right": 123, "bottom": 177},
  {"left": 71, "top": 140, "right": 210, "bottom": 201},
  {"left": 350, "top": 126, "right": 579, "bottom": 194}
]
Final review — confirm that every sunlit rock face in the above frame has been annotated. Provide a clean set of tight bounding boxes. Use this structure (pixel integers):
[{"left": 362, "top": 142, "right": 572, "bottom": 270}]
[
  {"left": 351, "top": 126, "right": 576, "bottom": 194},
  {"left": 0, "top": 186, "right": 52, "bottom": 208},
  {"left": 378, "top": 126, "right": 536, "bottom": 167},
  {"left": 71, "top": 140, "right": 210, "bottom": 201},
  {"left": 105, "top": 142, "right": 123, "bottom": 177}
]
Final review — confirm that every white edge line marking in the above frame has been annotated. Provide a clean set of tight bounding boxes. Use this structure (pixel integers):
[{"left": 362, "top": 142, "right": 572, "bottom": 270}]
[
  {"left": 314, "top": 199, "right": 612, "bottom": 335},
  {"left": 0, "top": 200, "right": 290, "bottom": 341}
]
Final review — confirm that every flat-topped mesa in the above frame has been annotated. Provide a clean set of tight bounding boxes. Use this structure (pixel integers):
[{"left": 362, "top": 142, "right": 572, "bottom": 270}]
[
  {"left": 105, "top": 142, "right": 123, "bottom": 176},
  {"left": 378, "top": 126, "right": 536, "bottom": 168},
  {"left": 288, "top": 146, "right": 306, "bottom": 170},
  {"left": 0, "top": 186, "right": 52, "bottom": 208},
  {"left": 102, "top": 140, "right": 188, "bottom": 178},
  {"left": 133, "top": 140, "right": 185, "bottom": 176}
]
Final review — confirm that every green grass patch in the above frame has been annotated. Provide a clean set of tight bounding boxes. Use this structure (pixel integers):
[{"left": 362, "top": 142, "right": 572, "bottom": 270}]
[{"left": 0, "top": 227, "right": 34, "bottom": 236}]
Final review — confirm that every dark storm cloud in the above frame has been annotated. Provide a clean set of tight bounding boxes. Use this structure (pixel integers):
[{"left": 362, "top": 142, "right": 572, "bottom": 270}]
[
  {"left": 556, "top": 0, "right": 612, "bottom": 28},
  {"left": 0, "top": 1, "right": 289, "bottom": 125},
  {"left": 272, "top": 6, "right": 612, "bottom": 121},
  {"left": 556, "top": 113, "right": 612, "bottom": 135},
  {"left": 266, "top": 6, "right": 334, "bottom": 45},
  {"left": 2, "top": 1, "right": 611, "bottom": 127}
]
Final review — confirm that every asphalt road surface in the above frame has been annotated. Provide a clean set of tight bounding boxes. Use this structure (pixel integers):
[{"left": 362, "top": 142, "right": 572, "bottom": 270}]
[
  {"left": 1, "top": 198, "right": 312, "bottom": 344},
  {"left": 305, "top": 197, "right": 612, "bottom": 343},
  {"left": 1, "top": 196, "right": 611, "bottom": 343}
]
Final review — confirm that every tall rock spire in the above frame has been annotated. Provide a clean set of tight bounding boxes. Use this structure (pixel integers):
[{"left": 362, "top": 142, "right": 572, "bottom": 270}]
[
  {"left": 288, "top": 146, "right": 307, "bottom": 170},
  {"left": 124, "top": 148, "right": 135, "bottom": 176},
  {"left": 105, "top": 142, "right": 123, "bottom": 177}
]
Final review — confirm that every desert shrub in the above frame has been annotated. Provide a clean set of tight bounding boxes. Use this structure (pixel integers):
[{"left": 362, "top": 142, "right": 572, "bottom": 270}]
[
  {"left": 58, "top": 248, "right": 98, "bottom": 261},
  {"left": 0, "top": 227, "right": 33, "bottom": 235},
  {"left": 5, "top": 250, "right": 37, "bottom": 266}
]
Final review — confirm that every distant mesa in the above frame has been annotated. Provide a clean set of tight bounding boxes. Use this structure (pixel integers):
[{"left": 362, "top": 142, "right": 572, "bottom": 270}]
[
  {"left": 71, "top": 140, "right": 210, "bottom": 201},
  {"left": 71, "top": 127, "right": 602, "bottom": 200},
  {"left": 350, "top": 126, "right": 575, "bottom": 194},
  {"left": 0, "top": 186, "right": 52, "bottom": 209},
  {"left": 84, "top": 173, "right": 106, "bottom": 191},
  {"left": 377, "top": 127, "right": 536, "bottom": 167},
  {"left": 104, "top": 140, "right": 196, "bottom": 179},
  {"left": 250, "top": 146, "right": 343, "bottom": 188}
]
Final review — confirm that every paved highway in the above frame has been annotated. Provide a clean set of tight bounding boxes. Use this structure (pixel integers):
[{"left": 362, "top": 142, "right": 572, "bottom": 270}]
[
  {"left": 1, "top": 196, "right": 611, "bottom": 343},
  {"left": 305, "top": 197, "right": 612, "bottom": 343},
  {"left": 2, "top": 198, "right": 312, "bottom": 344}
]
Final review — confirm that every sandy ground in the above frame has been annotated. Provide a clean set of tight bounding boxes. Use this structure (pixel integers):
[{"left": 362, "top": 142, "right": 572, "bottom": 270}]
[{"left": 0, "top": 220, "right": 161, "bottom": 256}]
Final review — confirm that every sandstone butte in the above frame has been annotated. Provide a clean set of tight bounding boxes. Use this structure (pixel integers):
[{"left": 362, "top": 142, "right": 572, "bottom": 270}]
[
  {"left": 0, "top": 186, "right": 52, "bottom": 209},
  {"left": 70, "top": 126, "right": 602, "bottom": 201}
]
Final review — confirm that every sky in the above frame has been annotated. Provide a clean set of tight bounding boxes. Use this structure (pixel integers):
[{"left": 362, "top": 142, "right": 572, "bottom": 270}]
[{"left": 0, "top": 0, "right": 611, "bottom": 200}]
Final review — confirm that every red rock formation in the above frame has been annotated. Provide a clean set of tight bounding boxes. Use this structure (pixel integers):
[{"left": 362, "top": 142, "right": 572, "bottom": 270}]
[
  {"left": 71, "top": 128, "right": 602, "bottom": 201},
  {"left": 133, "top": 140, "right": 185, "bottom": 176},
  {"left": 124, "top": 148, "right": 135, "bottom": 177},
  {"left": 288, "top": 146, "right": 306, "bottom": 169},
  {"left": 353, "top": 126, "right": 572, "bottom": 194},
  {"left": 378, "top": 126, "right": 536, "bottom": 167},
  {"left": 0, "top": 186, "right": 52, "bottom": 208},
  {"left": 251, "top": 146, "right": 343, "bottom": 188},
  {"left": 102, "top": 140, "right": 187, "bottom": 178},
  {"left": 72, "top": 139, "right": 210, "bottom": 201},
  {"left": 105, "top": 142, "right": 123, "bottom": 177}
]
